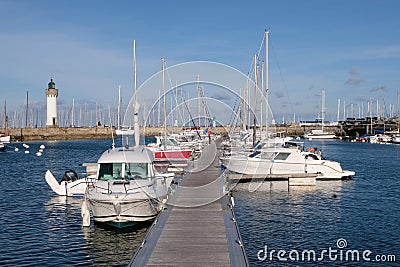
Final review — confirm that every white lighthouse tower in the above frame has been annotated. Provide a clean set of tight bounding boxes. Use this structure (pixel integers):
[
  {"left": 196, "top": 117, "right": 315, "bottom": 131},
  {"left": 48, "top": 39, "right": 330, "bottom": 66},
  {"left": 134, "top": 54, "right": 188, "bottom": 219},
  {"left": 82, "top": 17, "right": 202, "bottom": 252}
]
[{"left": 46, "top": 78, "right": 58, "bottom": 127}]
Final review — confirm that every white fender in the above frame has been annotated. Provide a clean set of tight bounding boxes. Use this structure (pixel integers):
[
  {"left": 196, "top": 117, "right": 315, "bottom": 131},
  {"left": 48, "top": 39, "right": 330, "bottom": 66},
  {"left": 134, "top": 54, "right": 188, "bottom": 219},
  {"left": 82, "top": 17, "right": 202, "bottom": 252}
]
[
  {"left": 81, "top": 200, "right": 91, "bottom": 227},
  {"left": 45, "top": 170, "right": 67, "bottom": 196}
]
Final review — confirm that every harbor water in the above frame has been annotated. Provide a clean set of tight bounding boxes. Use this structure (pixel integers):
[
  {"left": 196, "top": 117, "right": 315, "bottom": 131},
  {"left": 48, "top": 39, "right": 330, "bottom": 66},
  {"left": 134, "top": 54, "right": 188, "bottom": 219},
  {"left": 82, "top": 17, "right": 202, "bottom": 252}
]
[
  {"left": 234, "top": 139, "right": 400, "bottom": 266},
  {"left": 0, "top": 139, "right": 399, "bottom": 266}
]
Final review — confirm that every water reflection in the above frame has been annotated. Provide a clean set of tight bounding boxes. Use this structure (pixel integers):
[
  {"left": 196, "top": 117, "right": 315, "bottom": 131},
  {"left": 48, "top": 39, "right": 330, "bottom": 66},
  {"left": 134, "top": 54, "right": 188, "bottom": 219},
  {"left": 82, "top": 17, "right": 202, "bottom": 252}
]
[
  {"left": 45, "top": 196, "right": 150, "bottom": 266},
  {"left": 233, "top": 178, "right": 363, "bottom": 266},
  {"left": 232, "top": 180, "right": 351, "bottom": 194},
  {"left": 82, "top": 222, "right": 151, "bottom": 266}
]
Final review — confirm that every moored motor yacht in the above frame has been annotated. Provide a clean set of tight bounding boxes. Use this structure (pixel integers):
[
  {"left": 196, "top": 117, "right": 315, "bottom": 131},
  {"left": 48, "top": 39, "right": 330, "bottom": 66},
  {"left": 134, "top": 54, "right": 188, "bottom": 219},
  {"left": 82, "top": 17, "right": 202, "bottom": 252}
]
[
  {"left": 82, "top": 145, "right": 173, "bottom": 227},
  {"left": 221, "top": 142, "right": 355, "bottom": 180}
]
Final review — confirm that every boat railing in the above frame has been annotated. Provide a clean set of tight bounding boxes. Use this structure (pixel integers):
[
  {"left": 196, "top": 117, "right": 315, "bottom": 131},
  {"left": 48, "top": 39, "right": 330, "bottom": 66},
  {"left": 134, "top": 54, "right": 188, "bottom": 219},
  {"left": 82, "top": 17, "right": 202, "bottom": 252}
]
[{"left": 91, "top": 179, "right": 155, "bottom": 195}]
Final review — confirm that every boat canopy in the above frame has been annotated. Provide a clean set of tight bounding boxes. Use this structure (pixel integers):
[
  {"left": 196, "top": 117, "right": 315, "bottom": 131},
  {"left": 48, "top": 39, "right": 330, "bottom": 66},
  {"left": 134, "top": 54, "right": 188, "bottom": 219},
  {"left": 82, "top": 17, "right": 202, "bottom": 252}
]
[{"left": 98, "top": 146, "right": 154, "bottom": 164}]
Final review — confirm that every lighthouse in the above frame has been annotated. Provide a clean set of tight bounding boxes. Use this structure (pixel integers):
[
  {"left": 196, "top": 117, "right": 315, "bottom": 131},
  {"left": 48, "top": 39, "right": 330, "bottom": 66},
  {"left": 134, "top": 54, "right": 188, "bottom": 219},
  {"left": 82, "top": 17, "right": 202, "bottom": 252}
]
[{"left": 45, "top": 78, "right": 58, "bottom": 127}]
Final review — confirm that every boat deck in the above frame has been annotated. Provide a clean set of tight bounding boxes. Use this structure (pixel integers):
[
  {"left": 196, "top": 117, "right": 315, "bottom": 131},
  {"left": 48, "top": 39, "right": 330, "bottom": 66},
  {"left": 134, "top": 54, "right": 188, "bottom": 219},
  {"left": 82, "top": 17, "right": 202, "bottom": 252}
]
[{"left": 129, "top": 141, "right": 248, "bottom": 266}]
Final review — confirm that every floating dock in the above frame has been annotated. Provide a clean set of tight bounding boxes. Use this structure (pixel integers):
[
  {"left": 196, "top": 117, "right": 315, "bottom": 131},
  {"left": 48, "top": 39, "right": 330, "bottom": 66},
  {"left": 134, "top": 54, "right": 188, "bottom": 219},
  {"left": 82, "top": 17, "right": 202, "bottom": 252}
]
[
  {"left": 227, "top": 173, "right": 318, "bottom": 186},
  {"left": 129, "top": 141, "right": 248, "bottom": 266}
]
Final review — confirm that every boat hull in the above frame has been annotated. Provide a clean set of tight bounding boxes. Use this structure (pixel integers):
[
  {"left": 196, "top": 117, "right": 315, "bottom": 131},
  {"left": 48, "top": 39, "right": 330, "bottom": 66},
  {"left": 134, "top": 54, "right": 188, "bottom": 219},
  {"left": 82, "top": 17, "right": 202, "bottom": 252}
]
[
  {"left": 88, "top": 197, "right": 159, "bottom": 227},
  {"left": 222, "top": 155, "right": 355, "bottom": 180},
  {"left": 221, "top": 156, "right": 274, "bottom": 176}
]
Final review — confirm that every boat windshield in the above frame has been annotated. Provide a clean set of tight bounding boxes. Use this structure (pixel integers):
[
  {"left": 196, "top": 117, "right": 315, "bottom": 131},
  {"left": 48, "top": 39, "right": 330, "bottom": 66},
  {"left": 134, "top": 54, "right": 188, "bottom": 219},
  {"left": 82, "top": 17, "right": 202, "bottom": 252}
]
[
  {"left": 125, "top": 163, "right": 148, "bottom": 179},
  {"left": 98, "top": 162, "right": 149, "bottom": 180},
  {"left": 162, "top": 138, "right": 179, "bottom": 146},
  {"left": 99, "top": 163, "right": 123, "bottom": 180}
]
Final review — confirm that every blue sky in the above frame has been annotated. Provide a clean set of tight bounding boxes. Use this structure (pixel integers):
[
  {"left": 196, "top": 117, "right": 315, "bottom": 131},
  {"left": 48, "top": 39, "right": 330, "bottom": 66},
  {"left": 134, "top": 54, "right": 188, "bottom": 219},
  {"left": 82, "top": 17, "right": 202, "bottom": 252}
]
[{"left": 1, "top": 0, "right": 400, "bottom": 124}]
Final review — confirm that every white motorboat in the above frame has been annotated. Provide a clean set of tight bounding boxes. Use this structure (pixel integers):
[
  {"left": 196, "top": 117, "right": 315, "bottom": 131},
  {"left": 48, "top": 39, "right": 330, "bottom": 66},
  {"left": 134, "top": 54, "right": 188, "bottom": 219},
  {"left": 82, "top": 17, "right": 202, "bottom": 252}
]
[
  {"left": 392, "top": 134, "right": 400, "bottom": 144},
  {"left": 221, "top": 142, "right": 355, "bottom": 180},
  {"left": 115, "top": 126, "right": 135, "bottom": 136},
  {"left": 82, "top": 145, "right": 174, "bottom": 227},
  {"left": 0, "top": 135, "right": 10, "bottom": 143},
  {"left": 304, "top": 129, "right": 336, "bottom": 140},
  {"left": 81, "top": 40, "right": 174, "bottom": 228},
  {"left": 303, "top": 89, "right": 336, "bottom": 140},
  {"left": 45, "top": 167, "right": 97, "bottom": 197},
  {"left": 368, "top": 134, "right": 392, "bottom": 144}
]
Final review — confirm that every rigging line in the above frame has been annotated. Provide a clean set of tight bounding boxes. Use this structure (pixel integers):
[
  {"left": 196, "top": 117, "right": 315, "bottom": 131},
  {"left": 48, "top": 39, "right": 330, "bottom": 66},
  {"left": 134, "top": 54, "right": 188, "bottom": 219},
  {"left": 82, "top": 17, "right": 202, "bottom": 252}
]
[
  {"left": 199, "top": 86, "right": 212, "bottom": 126},
  {"left": 227, "top": 93, "right": 240, "bottom": 128},
  {"left": 164, "top": 62, "right": 186, "bottom": 125},
  {"left": 181, "top": 96, "right": 202, "bottom": 139},
  {"left": 229, "top": 96, "right": 243, "bottom": 136},
  {"left": 171, "top": 83, "right": 185, "bottom": 125},
  {"left": 244, "top": 33, "right": 265, "bottom": 90},
  {"left": 269, "top": 36, "right": 295, "bottom": 117}
]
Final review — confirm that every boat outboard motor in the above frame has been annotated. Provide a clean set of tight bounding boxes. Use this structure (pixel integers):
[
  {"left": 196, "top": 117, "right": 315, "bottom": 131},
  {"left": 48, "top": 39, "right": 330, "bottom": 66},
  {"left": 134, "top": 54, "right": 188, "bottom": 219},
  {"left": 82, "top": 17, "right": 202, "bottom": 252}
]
[{"left": 61, "top": 170, "right": 79, "bottom": 182}]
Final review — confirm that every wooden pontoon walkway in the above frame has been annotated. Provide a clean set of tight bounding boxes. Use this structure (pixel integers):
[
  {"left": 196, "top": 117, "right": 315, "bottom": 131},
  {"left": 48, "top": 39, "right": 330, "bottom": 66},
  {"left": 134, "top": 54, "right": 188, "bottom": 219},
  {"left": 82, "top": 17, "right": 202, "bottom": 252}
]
[{"left": 129, "top": 141, "right": 248, "bottom": 266}]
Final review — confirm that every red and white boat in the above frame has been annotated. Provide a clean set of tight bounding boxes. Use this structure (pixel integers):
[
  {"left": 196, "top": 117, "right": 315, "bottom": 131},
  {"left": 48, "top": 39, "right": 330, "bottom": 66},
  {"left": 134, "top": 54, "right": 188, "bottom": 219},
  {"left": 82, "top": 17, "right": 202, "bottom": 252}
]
[{"left": 147, "top": 136, "right": 193, "bottom": 169}]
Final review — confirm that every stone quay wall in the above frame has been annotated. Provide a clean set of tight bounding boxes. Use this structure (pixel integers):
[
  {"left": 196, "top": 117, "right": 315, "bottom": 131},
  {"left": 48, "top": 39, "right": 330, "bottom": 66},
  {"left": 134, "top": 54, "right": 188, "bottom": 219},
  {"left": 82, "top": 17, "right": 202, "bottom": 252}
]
[{"left": 1, "top": 125, "right": 342, "bottom": 142}]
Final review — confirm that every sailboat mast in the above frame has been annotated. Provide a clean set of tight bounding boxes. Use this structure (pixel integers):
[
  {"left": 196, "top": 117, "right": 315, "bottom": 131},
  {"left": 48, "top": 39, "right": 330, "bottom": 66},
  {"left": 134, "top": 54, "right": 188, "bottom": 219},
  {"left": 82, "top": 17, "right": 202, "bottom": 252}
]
[
  {"left": 265, "top": 30, "right": 269, "bottom": 138},
  {"left": 134, "top": 42, "right": 137, "bottom": 104},
  {"left": 26, "top": 90, "right": 29, "bottom": 128},
  {"left": 369, "top": 98, "right": 373, "bottom": 134},
  {"left": 133, "top": 40, "right": 140, "bottom": 147},
  {"left": 4, "top": 100, "right": 7, "bottom": 135},
  {"left": 197, "top": 75, "right": 200, "bottom": 129},
  {"left": 260, "top": 60, "right": 264, "bottom": 136},
  {"left": 398, "top": 90, "right": 400, "bottom": 132},
  {"left": 117, "top": 85, "right": 121, "bottom": 130},
  {"left": 322, "top": 88, "right": 326, "bottom": 132},
  {"left": 253, "top": 54, "right": 258, "bottom": 146},
  {"left": 71, "top": 98, "right": 75, "bottom": 127},
  {"left": 243, "top": 75, "right": 249, "bottom": 131},
  {"left": 162, "top": 58, "right": 167, "bottom": 150}
]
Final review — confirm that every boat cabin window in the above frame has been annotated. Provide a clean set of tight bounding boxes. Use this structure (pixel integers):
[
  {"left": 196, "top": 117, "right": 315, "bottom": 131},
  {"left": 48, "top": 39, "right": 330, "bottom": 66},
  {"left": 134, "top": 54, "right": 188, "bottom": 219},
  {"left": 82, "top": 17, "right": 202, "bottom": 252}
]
[
  {"left": 98, "top": 163, "right": 123, "bottom": 180},
  {"left": 274, "top": 152, "right": 290, "bottom": 161},
  {"left": 259, "top": 152, "right": 277, "bottom": 159},
  {"left": 249, "top": 151, "right": 261, "bottom": 158},
  {"left": 125, "top": 162, "right": 148, "bottom": 179}
]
